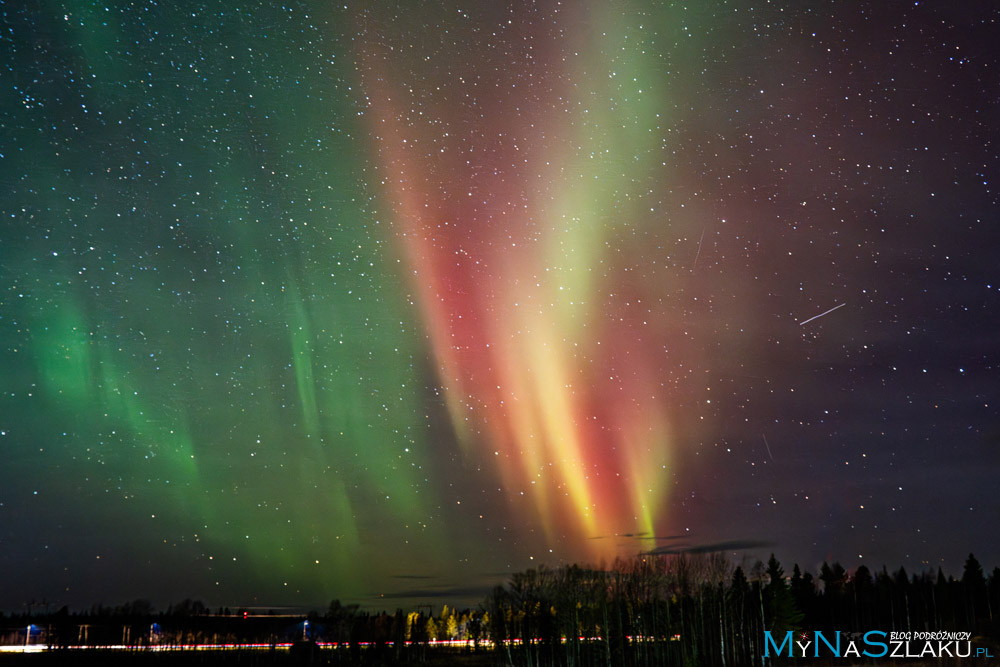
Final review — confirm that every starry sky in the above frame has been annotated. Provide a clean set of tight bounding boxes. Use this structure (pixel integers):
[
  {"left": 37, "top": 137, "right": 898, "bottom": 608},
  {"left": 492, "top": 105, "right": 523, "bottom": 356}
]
[{"left": 2, "top": 1, "right": 999, "bottom": 611}]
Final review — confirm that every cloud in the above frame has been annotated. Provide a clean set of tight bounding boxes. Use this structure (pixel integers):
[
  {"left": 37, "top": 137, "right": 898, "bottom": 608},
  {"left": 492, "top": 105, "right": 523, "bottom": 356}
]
[
  {"left": 589, "top": 533, "right": 688, "bottom": 541},
  {"left": 640, "top": 539, "right": 774, "bottom": 556},
  {"left": 378, "top": 585, "right": 495, "bottom": 600}
]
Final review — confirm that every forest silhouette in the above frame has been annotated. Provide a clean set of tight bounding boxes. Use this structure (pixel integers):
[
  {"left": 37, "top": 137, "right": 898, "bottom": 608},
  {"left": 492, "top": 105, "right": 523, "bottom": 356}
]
[{"left": 2, "top": 553, "right": 998, "bottom": 666}]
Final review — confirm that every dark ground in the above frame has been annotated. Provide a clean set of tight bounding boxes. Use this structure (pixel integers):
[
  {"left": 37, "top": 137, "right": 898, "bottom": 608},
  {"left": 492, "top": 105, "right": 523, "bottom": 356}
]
[{"left": 0, "top": 647, "right": 496, "bottom": 667}]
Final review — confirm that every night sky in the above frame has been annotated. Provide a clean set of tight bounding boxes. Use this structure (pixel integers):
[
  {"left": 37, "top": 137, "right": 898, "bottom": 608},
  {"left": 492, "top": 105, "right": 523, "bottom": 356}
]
[{"left": 2, "top": 1, "right": 999, "bottom": 611}]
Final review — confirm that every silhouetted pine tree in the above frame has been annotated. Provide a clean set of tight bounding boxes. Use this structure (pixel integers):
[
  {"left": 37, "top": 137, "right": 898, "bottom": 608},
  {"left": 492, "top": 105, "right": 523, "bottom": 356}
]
[
  {"left": 764, "top": 554, "right": 803, "bottom": 637},
  {"left": 961, "top": 553, "right": 987, "bottom": 633}
]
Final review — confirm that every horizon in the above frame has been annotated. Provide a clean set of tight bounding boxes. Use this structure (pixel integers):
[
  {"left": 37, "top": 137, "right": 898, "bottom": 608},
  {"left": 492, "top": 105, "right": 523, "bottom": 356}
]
[{"left": 2, "top": 550, "right": 994, "bottom": 617}]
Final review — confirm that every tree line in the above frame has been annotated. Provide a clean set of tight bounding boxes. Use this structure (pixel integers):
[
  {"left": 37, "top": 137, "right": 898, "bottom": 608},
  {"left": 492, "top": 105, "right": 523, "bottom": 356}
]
[
  {"left": 2, "top": 553, "right": 998, "bottom": 666},
  {"left": 482, "top": 552, "right": 1000, "bottom": 666}
]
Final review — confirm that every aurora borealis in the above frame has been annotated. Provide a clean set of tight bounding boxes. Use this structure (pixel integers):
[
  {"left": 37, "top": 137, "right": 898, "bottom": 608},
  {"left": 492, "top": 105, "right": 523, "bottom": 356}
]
[{"left": 2, "top": 1, "right": 999, "bottom": 610}]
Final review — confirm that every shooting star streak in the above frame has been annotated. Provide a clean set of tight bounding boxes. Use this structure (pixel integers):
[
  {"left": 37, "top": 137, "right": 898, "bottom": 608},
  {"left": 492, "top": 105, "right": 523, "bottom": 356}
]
[
  {"left": 691, "top": 226, "right": 706, "bottom": 273},
  {"left": 799, "top": 302, "right": 846, "bottom": 326},
  {"left": 761, "top": 434, "right": 774, "bottom": 462}
]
